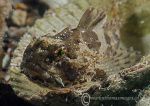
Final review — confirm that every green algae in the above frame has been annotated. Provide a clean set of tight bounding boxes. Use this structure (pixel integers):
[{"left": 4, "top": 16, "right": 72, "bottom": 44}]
[{"left": 119, "top": 0, "right": 150, "bottom": 54}]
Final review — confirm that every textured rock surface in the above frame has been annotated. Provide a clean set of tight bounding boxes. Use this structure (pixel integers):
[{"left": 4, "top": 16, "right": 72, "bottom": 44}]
[
  {"left": 0, "top": 0, "right": 12, "bottom": 68},
  {"left": 137, "top": 87, "right": 150, "bottom": 106}
]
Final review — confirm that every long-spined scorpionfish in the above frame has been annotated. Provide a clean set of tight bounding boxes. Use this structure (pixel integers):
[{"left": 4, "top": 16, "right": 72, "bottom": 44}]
[{"left": 21, "top": 8, "right": 141, "bottom": 88}]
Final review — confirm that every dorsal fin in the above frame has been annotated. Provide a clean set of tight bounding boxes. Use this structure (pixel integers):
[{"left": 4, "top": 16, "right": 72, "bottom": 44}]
[{"left": 77, "top": 7, "right": 106, "bottom": 30}]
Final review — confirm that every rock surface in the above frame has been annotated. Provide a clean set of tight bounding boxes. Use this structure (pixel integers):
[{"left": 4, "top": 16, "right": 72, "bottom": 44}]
[{"left": 0, "top": 0, "right": 12, "bottom": 68}]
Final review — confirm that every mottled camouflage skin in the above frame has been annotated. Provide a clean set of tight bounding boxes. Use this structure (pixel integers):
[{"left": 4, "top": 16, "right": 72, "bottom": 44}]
[{"left": 21, "top": 8, "right": 140, "bottom": 88}]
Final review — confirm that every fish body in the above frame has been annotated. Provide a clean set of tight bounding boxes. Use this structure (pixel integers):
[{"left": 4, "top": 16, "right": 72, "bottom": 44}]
[{"left": 21, "top": 8, "right": 140, "bottom": 88}]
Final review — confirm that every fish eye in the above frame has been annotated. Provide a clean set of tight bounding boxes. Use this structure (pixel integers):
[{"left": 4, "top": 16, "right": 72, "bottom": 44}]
[{"left": 57, "top": 49, "right": 65, "bottom": 56}]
